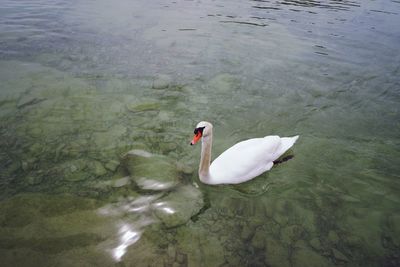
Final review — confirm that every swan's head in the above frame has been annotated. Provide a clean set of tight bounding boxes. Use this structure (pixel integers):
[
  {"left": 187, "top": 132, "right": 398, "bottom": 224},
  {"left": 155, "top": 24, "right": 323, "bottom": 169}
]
[{"left": 190, "top": 121, "right": 213, "bottom": 145}]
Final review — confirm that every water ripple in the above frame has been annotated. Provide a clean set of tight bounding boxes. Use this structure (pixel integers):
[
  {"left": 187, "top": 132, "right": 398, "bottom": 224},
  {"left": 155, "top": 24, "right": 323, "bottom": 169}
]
[{"left": 251, "top": 0, "right": 361, "bottom": 11}]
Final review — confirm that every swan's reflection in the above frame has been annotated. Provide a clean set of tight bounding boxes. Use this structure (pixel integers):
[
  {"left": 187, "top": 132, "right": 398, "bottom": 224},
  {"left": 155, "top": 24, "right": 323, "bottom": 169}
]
[
  {"left": 98, "top": 194, "right": 176, "bottom": 262},
  {"left": 98, "top": 195, "right": 159, "bottom": 262},
  {"left": 136, "top": 177, "right": 175, "bottom": 190},
  {"left": 112, "top": 223, "right": 141, "bottom": 261},
  {"left": 153, "top": 201, "right": 176, "bottom": 214}
]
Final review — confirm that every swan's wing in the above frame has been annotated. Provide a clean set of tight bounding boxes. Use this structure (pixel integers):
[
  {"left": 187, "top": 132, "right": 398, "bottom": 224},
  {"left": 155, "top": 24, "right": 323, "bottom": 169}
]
[{"left": 209, "top": 136, "right": 282, "bottom": 184}]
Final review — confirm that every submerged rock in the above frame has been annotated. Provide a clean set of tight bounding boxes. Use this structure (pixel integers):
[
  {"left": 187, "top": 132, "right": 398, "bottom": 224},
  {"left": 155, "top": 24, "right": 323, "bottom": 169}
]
[
  {"left": 167, "top": 243, "right": 176, "bottom": 259},
  {"left": 291, "top": 202, "right": 317, "bottom": 234},
  {"left": 271, "top": 199, "right": 291, "bottom": 226},
  {"left": 92, "top": 125, "right": 127, "bottom": 148},
  {"left": 388, "top": 214, "right": 400, "bottom": 246},
  {"left": 58, "top": 159, "right": 109, "bottom": 182},
  {"left": 309, "top": 238, "right": 322, "bottom": 251},
  {"left": 208, "top": 73, "right": 239, "bottom": 92},
  {"left": 251, "top": 227, "right": 266, "bottom": 249},
  {"left": 0, "top": 193, "right": 99, "bottom": 227},
  {"left": 332, "top": 248, "right": 348, "bottom": 262},
  {"left": 281, "top": 225, "right": 304, "bottom": 245},
  {"left": 21, "top": 160, "right": 30, "bottom": 172},
  {"left": 343, "top": 234, "right": 362, "bottom": 247},
  {"left": 0, "top": 191, "right": 115, "bottom": 266},
  {"left": 328, "top": 230, "right": 340, "bottom": 244},
  {"left": 241, "top": 224, "right": 254, "bottom": 241},
  {"left": 123, "top": 149, "right": 179, "bottom": 191},
  {"left": 265, "top": 238, "right": 290, "bottom": 267},
  {"left": 104, "top": 160, "right": 120, "bottom": 172},
  {"left": 110, "top": 176, "right": 131, "bottom": 188},
  {"left": 25, "top": 175, "right": 43, "bottom": 186},
  {"left": 152, "top": 74, "right": 172, "bottom": 89},
  {"left": 62, "top": 159, "right": 91, "bottom": 182},
  {"left": 28, "top": 126, "right": 43, "bottom": 138},
  {"left": 89, "top": 160, "right": 107, "bottom": 177},
  {"left": 231, "top": 175, "right": 272, "bottom": 195},
  {"left": 292, "top": 247, "right": 334, "bottom": 267},
  {"left": 176, "top": 226, "right": 225, "bottom": 267},
  {"left": 29, "top": 143, "right": 43, "bottom": 155},
  {"left": 152, "top": 185, "right": 204, "bottom": 228}
]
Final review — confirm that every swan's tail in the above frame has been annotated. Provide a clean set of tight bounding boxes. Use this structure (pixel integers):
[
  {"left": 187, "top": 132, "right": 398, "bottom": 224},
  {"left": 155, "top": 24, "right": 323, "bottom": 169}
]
[
  {"left": 278, "top": 135, "right": 299, "bottom": 156},
  {"left": 273, "top": 155, "right": 294, "bottom": 165}
]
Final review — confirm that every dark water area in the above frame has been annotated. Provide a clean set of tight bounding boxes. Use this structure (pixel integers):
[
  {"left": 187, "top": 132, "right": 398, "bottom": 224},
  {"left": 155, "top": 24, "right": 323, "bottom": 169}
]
[{"left": 0, "top": 0, "right": 400, "bottom": 266}]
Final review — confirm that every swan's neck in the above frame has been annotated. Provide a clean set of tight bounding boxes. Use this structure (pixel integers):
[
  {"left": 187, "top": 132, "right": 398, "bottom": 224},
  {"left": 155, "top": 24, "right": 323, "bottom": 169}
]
[{"left": 199, "top": 135, "right": 213, "bottom": 183}]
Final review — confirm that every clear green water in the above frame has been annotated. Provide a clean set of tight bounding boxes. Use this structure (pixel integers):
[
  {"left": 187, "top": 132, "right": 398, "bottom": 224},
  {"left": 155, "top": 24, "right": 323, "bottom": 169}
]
[{"left": 0, "top": 0, "right": 399, "bottom": 266}]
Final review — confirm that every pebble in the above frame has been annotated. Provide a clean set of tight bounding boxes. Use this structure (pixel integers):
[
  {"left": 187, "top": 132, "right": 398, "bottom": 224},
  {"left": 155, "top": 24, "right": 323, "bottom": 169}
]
[
  {"left": 104, "top": 160, "right": 120, "bottom": 172},
  {"left": 21, "top": 161, "right": 30, "bottom": 171},
  {"left": 241, "top": 224, "right": 254, "bottom": 240},
  {"left": 111, "top": 176, "right": 131, "bottom": 188},
  {"left": 29, "top": 127, "right": 43, "bottom": 137},
  {"left": 281, "top": 225, "right": 304, "bottom": 245},
  {"left": 332, "top": 248, "right": 349, "bottom": 262},
  {"left": 25, "top": 175, "right": 43, "bottom": 185},
  {"left": 328, "top": 230, "right": 339, "bottom": 244},
  {"left": 167, "top": 244, "right": 176, "bottom": 259},
  {"left": 251, "top": 228, "right": 265, "bottom": 249},
  {"left": 91, "top": 160, "right": 107, "bottom": 176},
  {"left": 176, "top": 252, "right": 186, "bottom": 264},
  {"left": 29, "top": 143, "right": 42, "bottom": 154},
  {"left": 309, "top": 238, "right": 322, "bottom": 251}
]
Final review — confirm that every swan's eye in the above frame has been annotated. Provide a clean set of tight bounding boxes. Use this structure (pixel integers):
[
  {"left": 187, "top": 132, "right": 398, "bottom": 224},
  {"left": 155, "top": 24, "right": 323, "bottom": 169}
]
[{"left": 194, "top": 126, "right": 205, "bottom": 135}]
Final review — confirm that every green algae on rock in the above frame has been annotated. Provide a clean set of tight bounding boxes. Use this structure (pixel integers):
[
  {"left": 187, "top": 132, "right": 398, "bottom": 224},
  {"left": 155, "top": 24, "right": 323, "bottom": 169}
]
[{"left": 126, "top": 102, "right": 161, "bottom": 113}]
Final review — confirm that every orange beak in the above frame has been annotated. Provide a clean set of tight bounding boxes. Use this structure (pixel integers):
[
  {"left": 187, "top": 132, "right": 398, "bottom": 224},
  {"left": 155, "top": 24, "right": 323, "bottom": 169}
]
[{"left": 190, "top": 132, "right": 202, "bottom": 145}]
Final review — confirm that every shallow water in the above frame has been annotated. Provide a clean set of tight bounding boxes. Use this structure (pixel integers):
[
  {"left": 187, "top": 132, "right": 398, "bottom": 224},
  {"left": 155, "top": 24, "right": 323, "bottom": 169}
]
[{"left": 0, "top": 0, "right": 400, "bottom": 266}]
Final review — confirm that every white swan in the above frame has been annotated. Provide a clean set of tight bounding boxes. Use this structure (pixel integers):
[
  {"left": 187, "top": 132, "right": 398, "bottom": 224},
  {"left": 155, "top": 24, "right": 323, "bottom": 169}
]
[{"left": 190, "top": 121, "right": 299, "bottom": 185}]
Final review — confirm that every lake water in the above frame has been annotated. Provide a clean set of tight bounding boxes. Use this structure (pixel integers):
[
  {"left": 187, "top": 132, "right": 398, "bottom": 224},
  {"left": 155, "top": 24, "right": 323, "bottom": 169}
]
[{"left": 0, "top": 0, "right": 399, "bottom": 266}]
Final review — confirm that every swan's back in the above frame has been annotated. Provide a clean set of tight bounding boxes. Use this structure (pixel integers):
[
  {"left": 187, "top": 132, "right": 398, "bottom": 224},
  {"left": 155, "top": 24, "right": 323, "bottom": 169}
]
[
  {"left": 210, "top": 136, "right": 280, "bottom": 184},
  {"left": 209, "top": 135, "right": 298, "bottom": 184}
]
